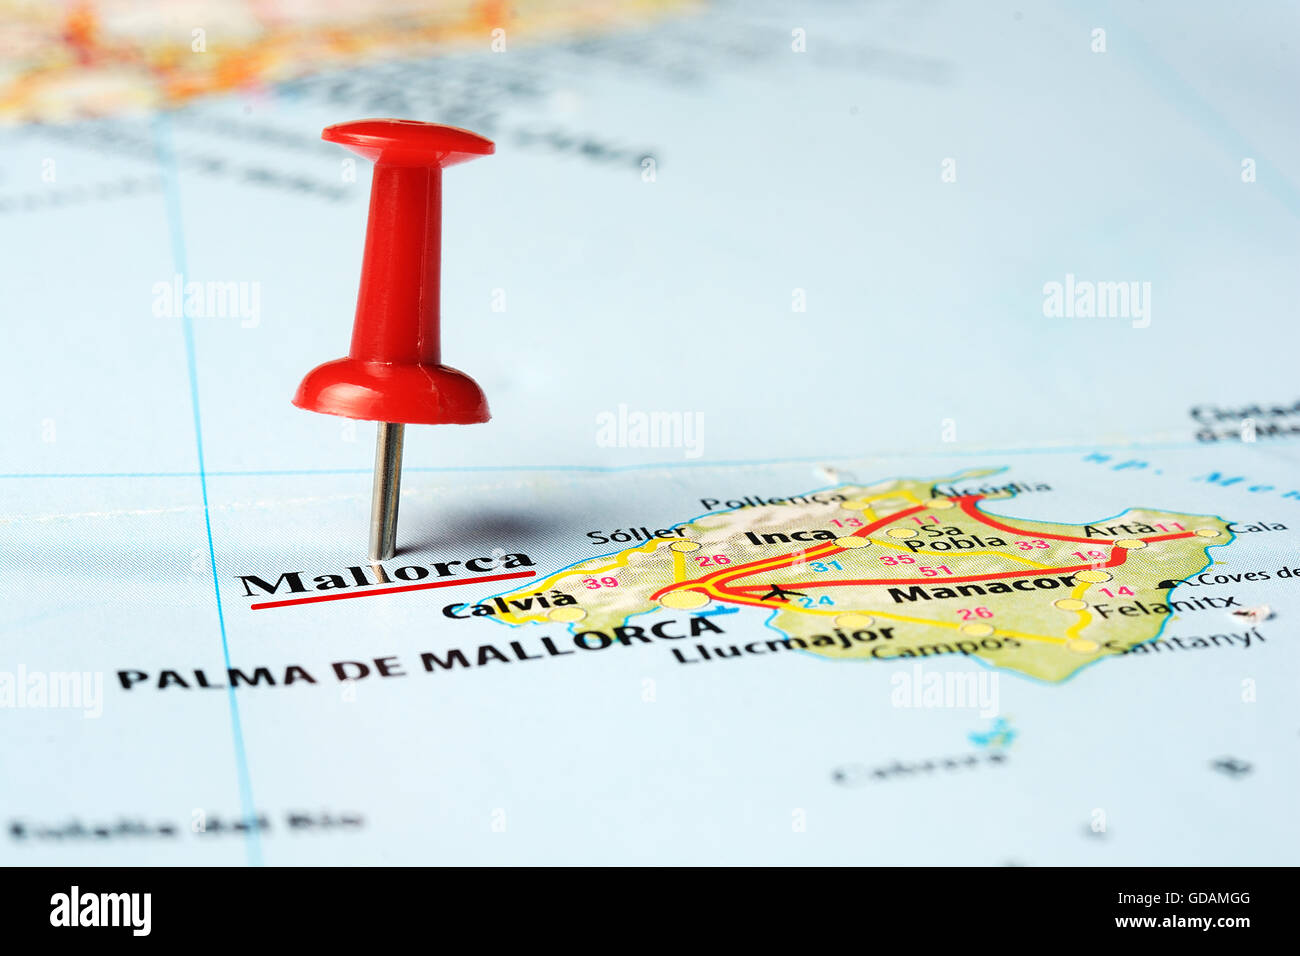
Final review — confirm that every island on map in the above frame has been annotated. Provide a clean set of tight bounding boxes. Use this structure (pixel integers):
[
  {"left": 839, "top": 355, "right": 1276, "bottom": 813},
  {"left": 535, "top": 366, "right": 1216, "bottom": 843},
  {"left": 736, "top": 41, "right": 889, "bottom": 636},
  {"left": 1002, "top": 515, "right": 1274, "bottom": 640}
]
[{"left": 473, "top": 469, "right": 1233, "bottom": 681}]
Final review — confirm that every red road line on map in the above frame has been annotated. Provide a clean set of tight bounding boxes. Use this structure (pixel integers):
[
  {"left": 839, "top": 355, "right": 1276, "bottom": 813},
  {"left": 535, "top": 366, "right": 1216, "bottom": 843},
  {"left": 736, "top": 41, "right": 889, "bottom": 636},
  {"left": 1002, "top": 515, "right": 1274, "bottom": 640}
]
[
  {"left": 249, "top": 570, "right": 537, "bottom": 610},
  {"left": 955, "top": 496, "right": 1104, "bottom": 542},
  {"left": 710, "top": 504, "right": 930, "bottom": 586},
  {"left": 649, "top": 504, "right": 929, "bottom": 601},
  {"left": 722, "top": 532, "right": 1196, "bottom": 593},
  {"left": 955, "top": 497, "right": 1196, "bottom": 546},
  {"left": 722, "top": 550, "right": 1129, "bottom": 591},
  {"left": 652, "top": 494, "right": 1200, "bottom": 606}
]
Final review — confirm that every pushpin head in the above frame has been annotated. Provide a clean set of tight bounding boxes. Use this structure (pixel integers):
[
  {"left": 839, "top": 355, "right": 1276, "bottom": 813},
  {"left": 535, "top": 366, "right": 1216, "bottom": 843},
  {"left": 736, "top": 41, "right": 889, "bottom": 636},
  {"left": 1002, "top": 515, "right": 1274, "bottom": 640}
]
[
  {"left": 320, "top": 118, "right": 494, "bottom": 167},
  {"left": 294, "top": 119, "right": 495, "bottom": 425}
]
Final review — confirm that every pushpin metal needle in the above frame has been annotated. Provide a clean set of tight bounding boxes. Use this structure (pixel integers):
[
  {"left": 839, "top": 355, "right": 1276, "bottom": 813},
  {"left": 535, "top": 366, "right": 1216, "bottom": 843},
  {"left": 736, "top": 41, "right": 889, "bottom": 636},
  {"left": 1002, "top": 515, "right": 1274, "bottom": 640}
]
[
  {"left": 369, "top": 422, "right": 404, "bottom": 561},
  {"left": 293, "top": 119, "right": 495, "bottom": 560}
]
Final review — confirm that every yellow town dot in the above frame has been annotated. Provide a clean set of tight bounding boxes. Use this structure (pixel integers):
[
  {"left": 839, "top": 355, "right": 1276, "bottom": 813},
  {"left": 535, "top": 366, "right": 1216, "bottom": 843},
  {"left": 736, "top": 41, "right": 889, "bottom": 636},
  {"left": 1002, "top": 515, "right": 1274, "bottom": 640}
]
[
  {"left": 960, "top": 622, "right": 994, "bottom": 637},
  {"left": 842, "top": 499, "right": 870, "bottom": 511},
  {"left": 834, "top": 536, "right": 870, "bottom": 549},
  {"left": 668, "top": 540, "right": 701, "bottom": 552},
  {"left": 1054, "top": 598, "right": 1087, "bottom": 612},
  {"left": 835, "top": 613, "right": 874, "bottom": 629},
  {"left": 1194, "top": 528, "right": 1222, "bottom": 538},
  {"left": 659, "top": 589, "right": 710, "bottom": 610},
  {"left": 1076, "top": 569, "right": 1111, "bottom": 583},
  {"left": 925, "top": 498, "right": 956, "bottom": 509},
  {"left": 886, "top": 528, "right": 917, "bottom": 539},
  {"left": 1067, "top": 639, "right": 1100, "bottom": 654},
  {"left": 1115, "top": 538, "right": 1147, "bottom": 550},
  {"left": 548, "top": 606, "right": 586, "bottom": 623}
]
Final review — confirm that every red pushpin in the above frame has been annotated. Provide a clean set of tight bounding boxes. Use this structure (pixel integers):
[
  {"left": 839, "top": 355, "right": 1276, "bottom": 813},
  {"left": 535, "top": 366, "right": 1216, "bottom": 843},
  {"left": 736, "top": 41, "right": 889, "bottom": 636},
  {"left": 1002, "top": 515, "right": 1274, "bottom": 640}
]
[{"left": 294, "top": 119, "right": 494, "bottom": 561}]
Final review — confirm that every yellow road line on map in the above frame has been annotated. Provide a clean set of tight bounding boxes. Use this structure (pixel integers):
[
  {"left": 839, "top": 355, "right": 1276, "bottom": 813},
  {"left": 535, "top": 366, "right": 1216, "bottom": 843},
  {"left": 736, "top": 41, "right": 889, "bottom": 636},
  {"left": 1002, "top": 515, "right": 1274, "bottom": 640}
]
[
  {"left": 868, "top": 610, "right": 1066, "bottom": 646},
  {"left": 679, "top": 499, "right": 922, "bottom": 587},
  {"left": 698, "top": 583, "right": 1065, "bottom": 646},
  {"left": 1065, "top": 581, "right": 1094, "bottom": 640},
  {"left": 843, "top": 490, "right": 914, "bottom": 520},
  {"left": 518, "top": 539, "right": 662, "bottom": 595}
]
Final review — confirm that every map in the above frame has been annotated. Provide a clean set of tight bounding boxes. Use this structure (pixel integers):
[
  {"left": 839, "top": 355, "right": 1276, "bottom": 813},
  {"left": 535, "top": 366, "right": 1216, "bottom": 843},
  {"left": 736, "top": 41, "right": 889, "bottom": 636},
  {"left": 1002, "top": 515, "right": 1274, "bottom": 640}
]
[
  {"left": 480, "top": 469, "right": 1235, "bottom": 683},
  {"left": 3, "top": 0, "right": 1299, "bottom": 866}
]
